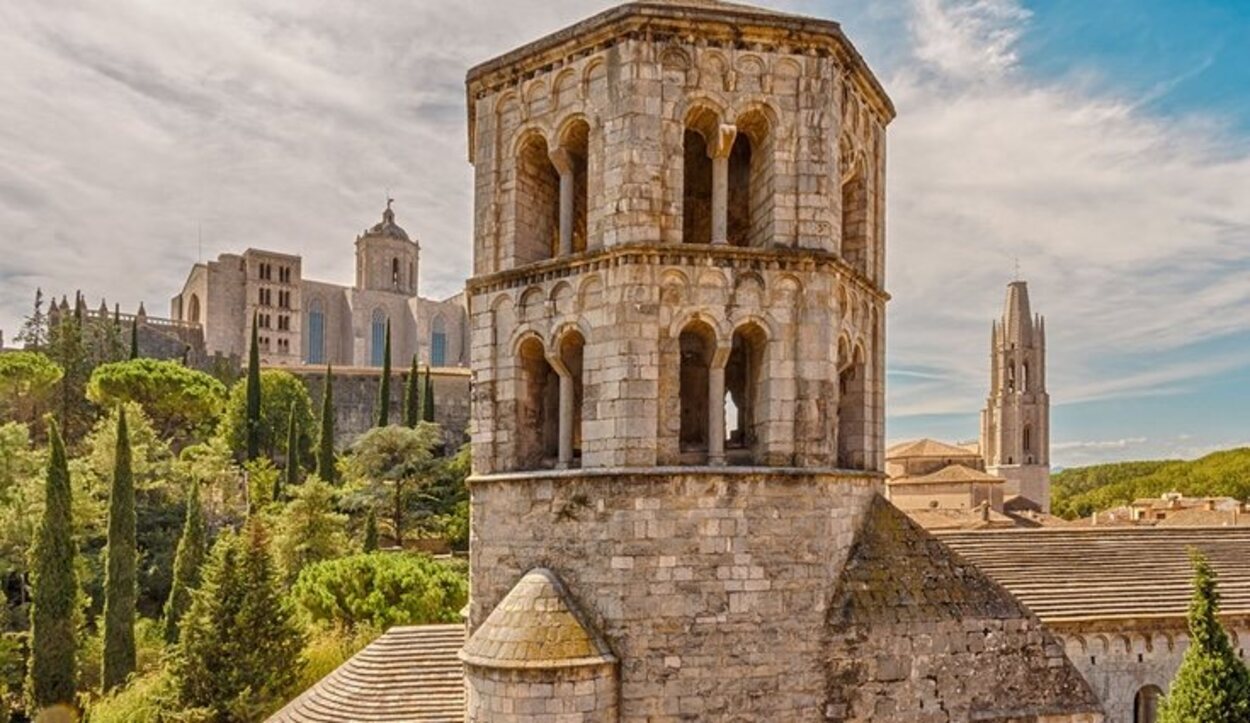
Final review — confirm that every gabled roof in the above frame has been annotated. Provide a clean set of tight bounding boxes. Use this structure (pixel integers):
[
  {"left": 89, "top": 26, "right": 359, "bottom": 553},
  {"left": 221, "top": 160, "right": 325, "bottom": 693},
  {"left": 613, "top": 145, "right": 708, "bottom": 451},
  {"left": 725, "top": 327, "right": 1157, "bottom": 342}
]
[
  {"left": 268, "top": 624, "right": 465, "bottom": 722},
  {"left": 937, "top": 526, "right": 1250, "bottom": 626},
  {"left": 826, "top": 496, "right": 1102, "bottom": 718},
  {"left": 886, "top": 438, "right": 983, "bottom": 461},
  {"left": 889, "top": 463, "right": 1003, "bottom": 487},
  {"left": 460, "top": 568, "right": 616, "bottom": 669}
]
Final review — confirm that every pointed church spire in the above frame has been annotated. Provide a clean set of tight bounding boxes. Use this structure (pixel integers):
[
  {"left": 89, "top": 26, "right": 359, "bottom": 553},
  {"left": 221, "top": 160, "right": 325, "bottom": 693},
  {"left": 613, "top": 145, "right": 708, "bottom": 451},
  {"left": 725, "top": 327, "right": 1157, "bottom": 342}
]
[{"left": 1001, "top": 281, "right": 1033, "bottom": 347}]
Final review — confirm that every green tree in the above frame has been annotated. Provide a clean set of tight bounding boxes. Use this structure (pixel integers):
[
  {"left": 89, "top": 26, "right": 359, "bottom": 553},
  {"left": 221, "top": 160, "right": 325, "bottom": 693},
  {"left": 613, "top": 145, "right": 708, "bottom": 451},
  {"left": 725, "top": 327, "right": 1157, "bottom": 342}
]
[
  {"left": 421, "top": 365, "right": 435, "bottom": 423},
  {"left": 128, "top": 317, "right": 139, "bottom": 361},
  {"left": 15, "top": 288, "right": 49, "bottom": 351},
  {"left": 345, "top": 423, "right": 442, "bottom": 547},
  {"left": 162, "top": 478, "right": 205, "bottom": 644},
  {"left": 220, "top": 369, "right": 314, "bottom": 464},
  {"left": 291, "top": 552, "right": 467, "bottom": 630},
  {"left": 171, "top": 521, "right": 304, "bottom": 719},
  {"left": 1161, "top": 549, "right": 1250, "bottom": 722},
  {"left": 274, "top": 476, "right": 348, "bottom": 583},
  {"left": 26, "top": 420, "right": 77, "bottom": 710},
  {"left": 87, "top": 359, "right": 227, "bottom": 446},
  {"left": 376, "top": 320, "right": 392, "bottom": 427},
  {"left": 0, "top": 351, "right": 63, "bottom": 426},
  {"left": 101, "top": 407, "right": 137, "bottom": 691},
  {"left": 403, "top": 355, "right": 421, "bottom": 428},
  {"left": 245, "top": 315, "right": 262, "bottom": 461},
  {"left": 317, "top": 366, "right": 336, "bottom": 484},
  {"left": 363, "top": 508, "right": 379, "bottom": 553},
  {"left": 280, "top": 401, "right": 301, "bottom": 502}
]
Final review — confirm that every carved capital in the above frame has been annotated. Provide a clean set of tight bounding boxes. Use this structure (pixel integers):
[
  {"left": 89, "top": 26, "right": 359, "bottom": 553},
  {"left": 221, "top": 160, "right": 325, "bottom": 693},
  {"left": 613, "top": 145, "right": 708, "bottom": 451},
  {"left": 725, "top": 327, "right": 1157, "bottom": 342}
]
[{"left": 707, "top": 123, "right": 738, "bottom": 159}]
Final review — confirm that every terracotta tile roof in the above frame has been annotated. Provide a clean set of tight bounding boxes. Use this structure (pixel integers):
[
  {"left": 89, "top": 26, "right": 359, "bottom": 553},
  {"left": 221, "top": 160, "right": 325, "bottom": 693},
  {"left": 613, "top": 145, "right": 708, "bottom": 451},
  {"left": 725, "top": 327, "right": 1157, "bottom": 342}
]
[
  {"left": 936, "top": 527, "right": 1250, "bottom": 625},
  {"left": 889, "top": 463, "right": 1003, "bottom": 486},
  {"left": 460, "top": 568, "right": 615, "bottom": 669},
  {"left": 268, "top": 624, "right": 465, "bottom": 722},
  {"left": 886, "top": 438, "right": 983, "bottom": 460}
]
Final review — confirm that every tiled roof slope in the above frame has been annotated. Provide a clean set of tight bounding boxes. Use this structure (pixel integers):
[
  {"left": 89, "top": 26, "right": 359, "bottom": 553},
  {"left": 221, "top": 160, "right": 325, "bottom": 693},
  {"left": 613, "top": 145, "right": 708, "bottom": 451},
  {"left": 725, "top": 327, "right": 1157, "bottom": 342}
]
[
  {"left": 886, "top": 438, "right": 982, "bottom": 460},
  {"left": 890, "top": 463, "right": 1003, "bottom": 486},
  {"left": 460, "top": 568, "right": 615, "bottom": 669},
  {"left": 268, "top": 624, "right": 465, "bottom": 723},
  {"left": 937, "top": 526, "right": 1250, "bottom": 625},
  {"left": 826, "top": 496, "right": 1101, "bottom": 720}
]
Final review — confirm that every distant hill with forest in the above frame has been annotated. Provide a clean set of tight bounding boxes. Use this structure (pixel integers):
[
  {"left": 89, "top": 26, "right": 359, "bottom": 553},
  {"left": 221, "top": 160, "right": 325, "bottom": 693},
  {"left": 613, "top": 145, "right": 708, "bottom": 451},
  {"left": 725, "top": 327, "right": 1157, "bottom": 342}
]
[{"left": 1051, "top": 448, "right": 1250, "bottom": 519}]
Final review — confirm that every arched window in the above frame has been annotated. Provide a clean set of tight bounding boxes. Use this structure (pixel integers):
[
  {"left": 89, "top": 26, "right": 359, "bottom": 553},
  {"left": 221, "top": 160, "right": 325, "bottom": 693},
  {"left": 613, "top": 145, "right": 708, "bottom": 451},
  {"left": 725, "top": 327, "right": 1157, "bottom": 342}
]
[
  {"left": 678, "top": 320, "right": 717, "bottom": 461},
  {"left": 559, "top": 330, "right": 586, "bottom": 466},
  {"left": 187, "top": 294, "right": 201, "bottom": 324},
  {"left": 516, "top": 337, "right": 558, "bottom": 470},
  {"left": 1023, "top": 425, "right": 1033, "bottom": 455},
  {"left": 1134, "top": 685, "right": 1162, "bottom": 723},
  {"left": 307, "top": 299, "right": 325, "bottom": 365},
  {"left": 729, "top": 109, "right": 774, "bottom": 248},
  {"left": 430, "top": 315, "right": 447, "bottom": 367},
  {"left": 725, "top": 323, "right": 767, "bottom": 463},
  {"left": 837, "top": 345, "right": 867, "bottom": 470},
  {"left": 515, "top": 133, "right": 560, "bottom": 265},
  {"left": 682, "top": 106, "right": 719, "bottom": 245},
  {"left": 841, "top": 172, "right": 869, "bottom": 275},
  {"left": 391, "top": 258, "right": 400, "bottom": 289},
  {"left": 1007, "top": 363, "right": 1017, "bottom": 392},
  {"left": 370, "top": 309, "right": 387, "bottom": 367},
  {"left": 559, "top": 119, "right": 590, "bottom": 253}
]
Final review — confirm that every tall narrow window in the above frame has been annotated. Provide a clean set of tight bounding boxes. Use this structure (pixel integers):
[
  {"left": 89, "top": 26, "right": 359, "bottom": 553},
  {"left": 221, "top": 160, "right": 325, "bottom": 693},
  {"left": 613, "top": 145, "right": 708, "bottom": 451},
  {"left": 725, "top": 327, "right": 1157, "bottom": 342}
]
[
  {"left": 516, "top": 337, "right": 558, "bottom": 470},
  {"left": 841, "top": 173, "right": 869, "bottom": 274},
  {"left": 1023, "top": 425, "right": 1033, "bottom": 455},
  {"left": 515, "top": 134, "right": 560, "bottom": 265},
  {"left": 725, "top": 323, "right": 767, "bottom": 463},
  {"left": 682, "top": 129, "right": 713, "bottom": 244},
  {"left": 837, "top": 346, "right": 867, "bottom": 470},
  {"left": 370, "top": 309, "right": 387, "bottom": 367},
  {"left": 561, "top": 119, "right": 590, "bottom": 253},
  {"left": 1134, "top": 686, "right": 1162, "bottom": 723},
  {"left": 307, "top": 299, "right": 325, "bottom": 365},
  {"left": 391, "top": 258, "right": 400, "bottom": 289},
  {"left": 678, "top": 321, "right": 716, "bottom": 462},
  {"left": 559, "top": 331, "right": 586, "bottom": 466},
  {"left": 430, "top": 315, "right": 447, "bottom": 367},
  {"left": 726, "top": 133, "right": 752, "bottom": 246}
]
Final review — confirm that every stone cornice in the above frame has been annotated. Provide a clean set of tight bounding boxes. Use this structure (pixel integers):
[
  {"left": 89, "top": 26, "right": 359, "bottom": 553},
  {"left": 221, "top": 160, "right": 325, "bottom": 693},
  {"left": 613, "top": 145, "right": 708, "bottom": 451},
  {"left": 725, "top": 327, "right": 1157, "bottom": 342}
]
[
  {"left": 468, "top": 466, "right": 887, "bottom": 487},
  {"left": 465, "top": 242, "right": 890, "bottom": 303}
]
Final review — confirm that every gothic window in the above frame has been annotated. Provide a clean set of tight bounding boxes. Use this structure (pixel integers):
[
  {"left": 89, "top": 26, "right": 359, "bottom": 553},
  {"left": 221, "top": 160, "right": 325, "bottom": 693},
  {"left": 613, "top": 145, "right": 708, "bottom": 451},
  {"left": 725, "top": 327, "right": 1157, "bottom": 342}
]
[
  {"left": 307, "top": 299, "right": 325, "bottom": 365},
  {"left": 514, "top": 133, "right": 560, "bottom": 265},
  {"left": 837, "top": 345, "right": 867, "bottom": 470},
  {"left": 1022, "top": 362, "right": 1030, "bottom": 393},
  {"left": 392, "top": 258, "right": 400, "bottom": 289},
  {"left": 1023, "top": 425, "right": 1033, "bottom": 455},
  {"left": 430, "top": 315, "right": 447, "bottom": 367},
  {"left": 841, "top": 172, "right": 869, "bottom": 275},
  {"left": 725, "top": 323, "right": 767, "bottom": 463},
  {"left": 1007, "top": 363, "right": 1016, "bottom": 392},
  {"left": 678, "top": 320, "right": 717, "bottom": 460},
  {"left": 370, "top": 309, "right": 388, "bottom": 367},
  {"left": 682, "top": 128, "right": 713, "bottom": 244},
  {"left": 1134, "top": 685, "right": 1162, "bottom": 723},
  {"left": 516, "top": 336, "right": 558, "bottom": 470}
]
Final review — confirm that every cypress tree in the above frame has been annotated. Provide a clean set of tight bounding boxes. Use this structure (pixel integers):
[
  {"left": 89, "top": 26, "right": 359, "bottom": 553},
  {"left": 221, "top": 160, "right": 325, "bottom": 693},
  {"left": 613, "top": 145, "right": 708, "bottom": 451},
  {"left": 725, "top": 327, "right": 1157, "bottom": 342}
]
[
  {"left": 421, "top": 364, "right": 435, "bottom": 423},
  {"left": 376, "top": 320, "right": 392, "bottom": 427},
  {"left": 363, "top": 509, "right": 379, "bottom": 552},
  {"left": 128, "top": 316, "right": 139, "bottom": 360},
  {"left": 1161, "top": 549, "right": 1250, "bottom": 722},
  {"left": 27, "top": 419, "right": 77, "bottom": 710},
  {"left": 403, "top": 354, "right": 421, "bottom": 428},
  {"left": 245, "top": 314, "right": 262, "bottom": 461},
  {"left": 102, "top": 406, "right": 137, "bottom": 691},
  {"left": 317, "top": 365, "right": 336, "bottom": 483},
  {"left": 163, "top": 477, "right": 206, "bottom": 644},
  {"left": 280, "top": 401, "right": 300, "bottom": 501}
]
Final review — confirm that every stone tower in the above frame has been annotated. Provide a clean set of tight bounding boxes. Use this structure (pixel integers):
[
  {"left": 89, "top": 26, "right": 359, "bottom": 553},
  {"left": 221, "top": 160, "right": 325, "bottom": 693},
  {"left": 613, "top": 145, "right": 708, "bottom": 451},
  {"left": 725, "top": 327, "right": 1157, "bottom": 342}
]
[
  {"left": 461, "top": 0, "right": 890, "bottom": 717},
  {"left": 355, "top": 199, "right": 419, "bottom": 296},
  {"left": 980, "top": 280, "right": 1051, "bottom": 511}
]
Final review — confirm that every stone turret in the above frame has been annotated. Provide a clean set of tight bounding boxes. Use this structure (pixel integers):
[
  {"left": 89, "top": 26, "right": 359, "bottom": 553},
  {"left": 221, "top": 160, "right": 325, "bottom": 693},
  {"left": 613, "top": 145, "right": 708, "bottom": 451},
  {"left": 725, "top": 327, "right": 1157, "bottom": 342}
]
[
  {"left": 981, "top": 280, "right": 1051, "bottom": 511},
  {"left": 355, "top": 199, "right": 419, "bottom": 296}
]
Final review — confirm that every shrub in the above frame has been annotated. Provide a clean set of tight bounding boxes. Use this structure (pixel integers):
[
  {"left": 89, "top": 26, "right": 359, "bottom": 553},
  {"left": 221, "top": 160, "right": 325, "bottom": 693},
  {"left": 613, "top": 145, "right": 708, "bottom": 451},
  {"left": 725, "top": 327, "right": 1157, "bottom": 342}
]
[{"left": 291, "top": 552, "right": 467, "bottom": 630}]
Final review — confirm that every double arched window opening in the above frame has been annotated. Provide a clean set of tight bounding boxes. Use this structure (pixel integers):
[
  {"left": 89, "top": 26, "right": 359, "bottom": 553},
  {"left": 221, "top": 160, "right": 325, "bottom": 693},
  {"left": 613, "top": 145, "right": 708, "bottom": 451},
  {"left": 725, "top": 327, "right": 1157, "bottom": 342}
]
[
  {"left": 681, "top": 107, "right": 775, "bottom": 248},
  {"left": 514, "top": 119, "right": 590, "bottom": 265},
  {"left": 516, "top": 330, "right": 585, "bottom": 470}
]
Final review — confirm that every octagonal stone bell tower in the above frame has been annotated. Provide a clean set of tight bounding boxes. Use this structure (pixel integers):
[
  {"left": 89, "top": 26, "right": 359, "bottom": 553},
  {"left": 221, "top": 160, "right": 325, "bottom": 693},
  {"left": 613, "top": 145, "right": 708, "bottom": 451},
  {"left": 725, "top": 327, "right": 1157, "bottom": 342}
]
[{"left": 462, "top": 1, "right": 895, "bottom": 719}]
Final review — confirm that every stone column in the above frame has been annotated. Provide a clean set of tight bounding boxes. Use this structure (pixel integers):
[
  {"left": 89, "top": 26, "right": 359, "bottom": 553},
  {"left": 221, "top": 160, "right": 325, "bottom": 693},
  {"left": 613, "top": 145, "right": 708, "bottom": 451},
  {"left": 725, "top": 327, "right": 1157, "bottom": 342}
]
[
  {"left": 557, "top": 371, "right": 575, "bottom": 469},
  {"left": 708, "top": 124, "right": 737, "bottom": 246},
  {"left": 549, "top": 148, "right": 575, "bottom": 257},
  {"left": 707, "top": 366, "right": 725, "bottom": 466}
]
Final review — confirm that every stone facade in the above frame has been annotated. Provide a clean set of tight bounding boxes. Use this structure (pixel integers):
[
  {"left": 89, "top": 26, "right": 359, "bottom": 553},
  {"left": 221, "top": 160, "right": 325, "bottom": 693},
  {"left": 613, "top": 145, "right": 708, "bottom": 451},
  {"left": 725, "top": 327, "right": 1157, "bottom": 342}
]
[{"left": 170, "top": 202, "right": 469, "bottom": 371}]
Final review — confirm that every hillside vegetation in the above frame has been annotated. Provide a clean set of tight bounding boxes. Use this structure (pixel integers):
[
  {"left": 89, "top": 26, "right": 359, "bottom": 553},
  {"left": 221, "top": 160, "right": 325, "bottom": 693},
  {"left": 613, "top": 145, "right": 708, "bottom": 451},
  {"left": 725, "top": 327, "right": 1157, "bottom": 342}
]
[{"left": 1052, "top": 448, "right": 1250, "bottom": 519}]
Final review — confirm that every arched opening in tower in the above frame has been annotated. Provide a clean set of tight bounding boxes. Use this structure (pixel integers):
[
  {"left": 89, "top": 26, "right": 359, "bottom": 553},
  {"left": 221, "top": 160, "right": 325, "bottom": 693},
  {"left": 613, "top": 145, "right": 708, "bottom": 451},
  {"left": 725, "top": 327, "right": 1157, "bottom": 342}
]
[
  {"left": 559, "top": 330, "right": 585, "bottom": 465},
  {"left": 559, "top": 119, "right": 590, "bottom": 253},
  {"left": 682, "top": 129, "right": 713, "bottom": 245},
  {"left": 678, "top": 320, "right": 716, "bottom": 461},
  {"left": 841, "top": 173, "right": 868, "bottom": 275},
  {"left": 514, "top": 133, "right": 560, "bottom": 265},
  {"left": 730, "top": 109, "right": 774, "bottom": 247},
  {"left": 725, "top": 323, "right": 767, "bottom": 464},
  {"left": 837, "top": 342, "right": 866, "bottom": 470},
  {"left": 516, "top": 336, "right": 559, "bottom": 470}
]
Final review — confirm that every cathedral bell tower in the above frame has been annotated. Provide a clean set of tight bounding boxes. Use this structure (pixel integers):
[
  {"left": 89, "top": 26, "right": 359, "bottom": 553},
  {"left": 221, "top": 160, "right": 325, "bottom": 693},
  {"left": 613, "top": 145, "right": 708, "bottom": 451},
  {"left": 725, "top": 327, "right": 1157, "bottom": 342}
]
[{"left": 980, "top": 280, "right": 1051, "bottom": 511}]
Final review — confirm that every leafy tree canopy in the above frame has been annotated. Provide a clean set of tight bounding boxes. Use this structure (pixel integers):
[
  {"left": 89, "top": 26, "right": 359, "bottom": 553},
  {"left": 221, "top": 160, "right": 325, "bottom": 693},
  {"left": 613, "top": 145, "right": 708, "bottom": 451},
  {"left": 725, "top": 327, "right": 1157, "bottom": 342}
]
[
  {"left": 0, "top": 351, "right": 63, "bottom": 424},
  {"left": 1052, "top": 448, "right": 1250, "bottom": 519},
  {"left": 291, "top": 552, "right": 467, "bottom": 630},
  {"left": 86, "top": 359, "right": 227, "bottom": 445},
  {"left": 219, "top": 370, "right": 313, "bottom": 462}
]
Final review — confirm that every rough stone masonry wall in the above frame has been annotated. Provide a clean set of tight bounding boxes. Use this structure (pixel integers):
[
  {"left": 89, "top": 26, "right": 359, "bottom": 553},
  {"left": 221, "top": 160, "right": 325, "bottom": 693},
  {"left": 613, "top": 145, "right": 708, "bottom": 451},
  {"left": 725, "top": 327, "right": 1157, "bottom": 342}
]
[
  {"left": 469, "top": 469, "right": 879, "bottom": 720},
  {"left": 465, "top": 664, "right": 618, "bottom": 722},
  {"left": 289, "top": 367, "right": 470, "bottom": 450},
  {"left": 1060, "top": 623, "right": 1250, "bottom": 722}
]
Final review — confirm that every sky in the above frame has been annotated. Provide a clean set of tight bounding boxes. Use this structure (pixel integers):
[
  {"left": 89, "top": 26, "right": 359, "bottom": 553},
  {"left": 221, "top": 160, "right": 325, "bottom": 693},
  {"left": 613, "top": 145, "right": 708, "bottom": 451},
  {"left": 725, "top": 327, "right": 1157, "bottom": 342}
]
[{"left": 0, "top": 0, "right": 1247, "bottom": 467}]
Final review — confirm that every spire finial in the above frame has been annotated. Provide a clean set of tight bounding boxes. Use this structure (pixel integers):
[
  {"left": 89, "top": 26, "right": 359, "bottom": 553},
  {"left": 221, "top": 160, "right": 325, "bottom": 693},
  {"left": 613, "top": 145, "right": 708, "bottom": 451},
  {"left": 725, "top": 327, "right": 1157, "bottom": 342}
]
[
  {"left": 1013, "top": 255, "right": 1020, "bottom": 282},
  {"left": 383, "top": 196, "right": 396, "bottom": 224}
]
